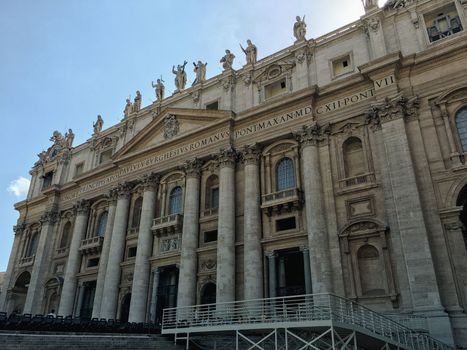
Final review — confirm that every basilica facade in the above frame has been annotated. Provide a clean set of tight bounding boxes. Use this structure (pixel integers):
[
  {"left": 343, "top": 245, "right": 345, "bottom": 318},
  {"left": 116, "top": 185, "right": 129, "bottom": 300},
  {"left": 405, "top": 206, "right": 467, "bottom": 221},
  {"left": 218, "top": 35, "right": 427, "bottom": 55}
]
[{"left": 1, "top": 0, "right": 467, "bottom": 347}]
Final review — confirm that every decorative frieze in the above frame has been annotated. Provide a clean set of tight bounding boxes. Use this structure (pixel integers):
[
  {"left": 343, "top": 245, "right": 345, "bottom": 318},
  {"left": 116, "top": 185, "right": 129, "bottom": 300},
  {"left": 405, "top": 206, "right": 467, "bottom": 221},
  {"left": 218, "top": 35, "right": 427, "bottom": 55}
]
[
  {"left": 160, "top": 237, "right": 179, "bottom": 253},
  {"left": 163, "top": 114, "right": 180, "bottom": 140}
]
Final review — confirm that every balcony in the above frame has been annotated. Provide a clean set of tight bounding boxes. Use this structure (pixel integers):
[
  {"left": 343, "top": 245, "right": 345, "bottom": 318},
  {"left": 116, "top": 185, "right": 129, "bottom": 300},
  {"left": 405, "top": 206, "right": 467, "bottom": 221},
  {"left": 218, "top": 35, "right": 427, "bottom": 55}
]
[
  {"left": 127, "top": 227, "right": 139, "bottom": 238},
  {"left": 55, "top": 247, "right": 69, "bottom": 256},
  {"left": 338, "top": 173, "right": 375, "bottom": 191},
  {"left": 201, "top": 208, "right": 218, "bottom": 218},
  {"left": 79, "top": 236, "right": 103, "bottom": 255},
  {"left": 19, "top": 256, "right": 35, "bottom": 267},
  {"left": 261, "top": 188, "right": 302, "bottom": 216},
  {"left": 152, "top": 214, "right": 183, "bottom": 237}
]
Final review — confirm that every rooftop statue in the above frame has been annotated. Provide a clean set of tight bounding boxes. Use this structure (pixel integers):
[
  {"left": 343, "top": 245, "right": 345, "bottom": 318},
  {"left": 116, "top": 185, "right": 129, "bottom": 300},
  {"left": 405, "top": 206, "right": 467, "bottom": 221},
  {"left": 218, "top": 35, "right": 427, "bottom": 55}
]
[
  {"left": 240, "top": 40, "right": 257, "bottom": 65},
  {"left": 293, "top": 15, "right": 307, "bottom": 41},
  {"left": 362, "top": 0, "right": 378, "bottom": 10},
  {"left": 152, "top": 78, "right": 165, "bottom": 101},
  {"left": 133, "top": 90, "right": 142, "bottom": 113},
  {"left": 49, "top": 130, "right": 66, "bottom": 147},
  {"left": 193, "top": 61, "right": 207, "bottom": 85},
  {"left": 65, "top": 128, "right": 75, "bottom": 148},
  {"left": 123, "top": 98, "right": 133, "bottom": 118},
  {"left": 220, "top": 50, "right": 235, "bottom": 71},
  {"left": 172, "top": 61, "right": 188, "bottom": 92},
  {"left": 93, "top": 115, "right": 104, "bottom": 135}
]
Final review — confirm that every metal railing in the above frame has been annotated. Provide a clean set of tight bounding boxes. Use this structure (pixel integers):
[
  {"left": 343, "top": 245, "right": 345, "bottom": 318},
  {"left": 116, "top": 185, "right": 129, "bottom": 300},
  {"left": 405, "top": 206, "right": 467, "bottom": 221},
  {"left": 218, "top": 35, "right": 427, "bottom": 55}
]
[{"left": 162, "top": 293, "right": 453, "bottom": 350}]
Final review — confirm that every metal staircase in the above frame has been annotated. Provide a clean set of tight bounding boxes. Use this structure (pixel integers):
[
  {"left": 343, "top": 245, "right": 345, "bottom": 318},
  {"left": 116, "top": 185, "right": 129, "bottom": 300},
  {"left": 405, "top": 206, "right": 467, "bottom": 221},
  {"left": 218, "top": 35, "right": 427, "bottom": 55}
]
[{"left": 161, "top": 293, "right": 454, "bottom": 350}]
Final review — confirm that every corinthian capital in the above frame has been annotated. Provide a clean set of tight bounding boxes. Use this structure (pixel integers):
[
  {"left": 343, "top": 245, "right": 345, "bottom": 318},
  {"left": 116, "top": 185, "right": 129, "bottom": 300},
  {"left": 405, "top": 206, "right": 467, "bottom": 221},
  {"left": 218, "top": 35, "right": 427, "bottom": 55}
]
[
  {"left": 40, "top": 210, "right": 59, "bottom": 224},
  {"left": 13, "top": 224, "right": 27, "bottom": 236},
  {"left": 140, "top": 172, "right": 160, "bottom": 190},
  {"left": 365, "top": 94, "right": 420, "bottom": 130},
  {"left": 107, "top": 187, "right": 119, "bottom": 204},
  {"left": 294, "top": 122, "right": 331, "bottom": 147},
  {"left": 183, "top": 158, "right": 203, "bottom": 178},
  {"left": 116, "top": 182, "right": 133, "bottom": 199},
  {"left": 241, "top": 143, "right": 262, "bottom": 165},
  {"left": 216, "top": 147, "right": 238, "bottom": 168},
  {"left": 74, "top": 199, "right": 91, "bottom": 215}
]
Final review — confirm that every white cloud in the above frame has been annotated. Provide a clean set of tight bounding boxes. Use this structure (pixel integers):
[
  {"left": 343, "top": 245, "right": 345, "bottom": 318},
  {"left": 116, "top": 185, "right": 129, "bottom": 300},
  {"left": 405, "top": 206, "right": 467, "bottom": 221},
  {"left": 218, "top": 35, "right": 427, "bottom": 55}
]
[{"left": 7, "top": 177, "right": 30, "bottom": 197}]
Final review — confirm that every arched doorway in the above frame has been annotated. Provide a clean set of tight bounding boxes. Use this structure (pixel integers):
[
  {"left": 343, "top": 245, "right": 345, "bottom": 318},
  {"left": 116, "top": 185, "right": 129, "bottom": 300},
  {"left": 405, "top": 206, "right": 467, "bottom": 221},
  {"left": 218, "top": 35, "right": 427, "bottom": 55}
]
[
  {"left": 456, "top": 185, "right": 467, "bottom": 249},
  {"left": 11, "top": 271, "right": 31, "bottom": 314},
  {"left": 200, "top": 283, "right": 216, "bottom": 305},
  {"left": 120, "top": 293, "right": 131, "bottom": 322}
]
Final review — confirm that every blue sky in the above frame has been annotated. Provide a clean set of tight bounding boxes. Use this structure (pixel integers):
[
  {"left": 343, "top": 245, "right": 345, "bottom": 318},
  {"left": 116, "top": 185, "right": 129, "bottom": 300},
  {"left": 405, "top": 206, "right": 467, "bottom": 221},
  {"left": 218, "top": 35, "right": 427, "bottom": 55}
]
[{"left": 0, "top": 0, "right": 385, "bottom": 271}]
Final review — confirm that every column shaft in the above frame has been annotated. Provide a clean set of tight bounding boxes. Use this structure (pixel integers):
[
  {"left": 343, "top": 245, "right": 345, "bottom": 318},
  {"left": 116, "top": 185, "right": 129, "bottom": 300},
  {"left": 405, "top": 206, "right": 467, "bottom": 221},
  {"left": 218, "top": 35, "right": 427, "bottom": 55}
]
[
  {"left": 92, "top": 196, "right": 117, "bottom": 318},
  {"left": 243, "top": 147, "right": 263, "bottom": 300},
  {"left": 177, "top": 161, "right": 201, "bottom": 308},
  {"left": 302, "top": 248, "right": 312, "bottom": 294},
  {"left": 100, "top": 184, "right": 132, "bottom": 320},
  {"left": 0, "top": 227, "right": 23, "bottom": 311},
  {"left": 24, "top": 211, "right": 58, "bottom": 314},
  {"left": 129, "top": 174, "right": 159, "bottom": 322},
  {"left": 268, "top": 253, "right": 277, "bottom": 298},
  {"left": 149, "top": 269, "right": 160, "bottom": 323},
  {"left": 59, "top": 201, "right": 90, "bottom": 316},
  {"left": 216, "top": 150, "right": 236, "bottom": 303},
  {"left": 301, "top": 143, "right": 333, "bottom": 293}
]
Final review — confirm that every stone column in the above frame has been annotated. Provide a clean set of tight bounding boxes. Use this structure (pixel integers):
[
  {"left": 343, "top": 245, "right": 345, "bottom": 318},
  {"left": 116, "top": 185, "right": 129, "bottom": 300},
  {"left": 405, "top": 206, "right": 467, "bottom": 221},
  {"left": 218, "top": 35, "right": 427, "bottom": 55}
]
[
  {"left": 363, "top": 15, "right": 386, "bottom": 59},
  {"left": 100, "top": 182, "right": 133, "bottom": 320},
  {"left": 149, "top": 268, "right": 160, "bottom": 323},
  {"left": 366, "top": 96, "right": 454, "bottom": 345},
  {"left": 92, "top": 189, "right": 118, "bottom": 318},
  {"left": 302, "top": 247, "right": 312, "bottom": 294},
  {"left": 0, "top": 225, "right": 26, "bottom": 312},
  {"left": 216, "top": 148, "right": 237, "bottom": 303},
  {"left": 177, "top": 159, "right": 202, "bottom": 308},
  {"left": 267, "top": 252, "right": 277, "bottom": 298},
  {"left": 58, "top": 200, "right": 90, "bottom": 316},
  {"left": 24, "top": 211, "right": 59, "bottom": 314},
  {"left": 242, "top": 145, "right": 263, "bottom": 301},
  {"left": 296, "top": 123, "right": 333, "bottom": 293},
  {"left": 129, "top": 173, "right": 160, "bottom": 323}
]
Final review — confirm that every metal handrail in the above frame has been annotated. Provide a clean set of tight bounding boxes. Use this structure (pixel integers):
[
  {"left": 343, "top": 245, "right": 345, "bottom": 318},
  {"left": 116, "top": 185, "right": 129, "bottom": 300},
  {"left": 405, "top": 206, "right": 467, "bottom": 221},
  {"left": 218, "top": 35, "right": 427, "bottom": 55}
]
[{"left": 161, "top": 293, "right": 453, "bottom": 350}]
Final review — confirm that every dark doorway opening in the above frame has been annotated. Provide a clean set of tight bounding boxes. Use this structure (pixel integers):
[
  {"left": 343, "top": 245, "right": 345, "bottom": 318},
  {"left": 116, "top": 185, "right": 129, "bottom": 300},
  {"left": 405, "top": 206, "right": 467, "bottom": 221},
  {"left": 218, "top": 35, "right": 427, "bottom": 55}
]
[
  {"left": 155, "top": 266, "right": 179, "bottom": 326},
  {"left": 120, "top": 293, "right": 131, "bottom": 322},
  {"left": 457, "top": 185, "right": 467, "bottom": 250},
  {"left": 79, "top": 281, "right": 96, "bottom": 320},
  {"left": 200, "top": 283, "right": 216, "bottom": 305},
  {"left": 275, "top": 248, "right": 305, "bottom": 297}
]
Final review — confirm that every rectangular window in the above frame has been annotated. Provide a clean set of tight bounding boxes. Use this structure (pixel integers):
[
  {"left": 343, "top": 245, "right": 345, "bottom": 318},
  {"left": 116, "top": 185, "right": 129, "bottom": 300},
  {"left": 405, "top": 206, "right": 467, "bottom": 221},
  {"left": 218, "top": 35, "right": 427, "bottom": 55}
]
[
  {"left": 128, "top": 246, "right": 137, "bottom": 258},
  {"left": 424, "top": 3, "right": 463, "bottom": 43},
  {"left": 74, "top": 162, "right": 84, "bottom": 177},
  {"left": 332, "top": 54, "right": 353, "bottom": 77},
  {"left": 211, "top": 188, "right": 219, "bottom": 209},
  {"left": 99, "top": 149, "right": 113, "bottom": 164},
  {"left": 265, "top": 78, "right": 287, "bottom": 99},
  {"left": 206, "top": 101, "right": 219, "bottom": 110},
  {"left": 275, "top": 217, "right": 297, "bottom": 232},
  {"left": 87, "top": 258, "right": 99, "bottom": 268},
  {"left": 42, "top": 172, "right": 53, "bottom": 190},
  {"left": 204, "top": 230, "right": 218, "bottom": 243}
]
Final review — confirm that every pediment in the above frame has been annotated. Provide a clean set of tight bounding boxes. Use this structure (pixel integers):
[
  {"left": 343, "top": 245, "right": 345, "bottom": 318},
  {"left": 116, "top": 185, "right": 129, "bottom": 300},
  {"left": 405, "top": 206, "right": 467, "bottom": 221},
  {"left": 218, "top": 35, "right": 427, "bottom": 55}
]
[{"left": 113, "top": 108, "right": 232, "bottom": 160}]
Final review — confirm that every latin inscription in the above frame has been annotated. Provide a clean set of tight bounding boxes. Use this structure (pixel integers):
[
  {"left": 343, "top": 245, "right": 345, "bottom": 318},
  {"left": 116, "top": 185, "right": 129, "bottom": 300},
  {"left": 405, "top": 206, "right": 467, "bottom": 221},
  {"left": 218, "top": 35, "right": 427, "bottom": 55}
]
[
  {"left": 234, "top": 105, "right": 313, "bottom": 139},
  {"left": 315, "top": 88, "right": 375, "bottom": 115},
  {"left": 374, "top": 74, "right": 395, "bottom": 91}
]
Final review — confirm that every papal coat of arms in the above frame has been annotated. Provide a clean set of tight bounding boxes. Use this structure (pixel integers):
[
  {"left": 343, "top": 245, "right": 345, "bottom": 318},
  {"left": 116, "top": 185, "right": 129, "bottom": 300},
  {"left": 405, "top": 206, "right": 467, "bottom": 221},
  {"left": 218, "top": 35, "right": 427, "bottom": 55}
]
[{"left": 163, "top": 114, "right": 179, "bottom": 140}]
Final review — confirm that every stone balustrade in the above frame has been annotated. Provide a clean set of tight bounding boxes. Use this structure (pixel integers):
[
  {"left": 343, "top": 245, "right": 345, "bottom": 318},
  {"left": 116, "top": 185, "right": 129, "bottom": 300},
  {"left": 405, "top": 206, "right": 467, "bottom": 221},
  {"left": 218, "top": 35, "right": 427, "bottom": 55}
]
[{"left": 152, "top": 214, "right": 183, "bottom": 237}]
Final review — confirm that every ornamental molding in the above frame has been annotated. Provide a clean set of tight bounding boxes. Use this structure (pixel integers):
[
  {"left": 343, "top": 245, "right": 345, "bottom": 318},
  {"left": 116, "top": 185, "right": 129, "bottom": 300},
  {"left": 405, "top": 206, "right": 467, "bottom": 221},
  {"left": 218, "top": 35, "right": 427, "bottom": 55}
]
[
  {"left": 163, "top": 114, "right": 180, "bottom": 140},
  {"left": 365, "top": 94, "right": 420, "bottom": 130},
  {"left": 13, "top": 224, "right": 27, "bottom": 236},
  {"left": 40, "top": 210, "right": 59, "bottom": 224},
  {"left": 200, "top": 258, "right": 217, "bottom": 271},
  {"left": 34, "top": 130, "right": 74, "bottom": 168},
  {"left": 253, "top": 61, "right": 295, "bottom": 87},
  {"left": 91, "top": 135, "right": 118, "bottom": 151},
  {"left": 116, "top": 182, "right": 134, "bottom": 199}
]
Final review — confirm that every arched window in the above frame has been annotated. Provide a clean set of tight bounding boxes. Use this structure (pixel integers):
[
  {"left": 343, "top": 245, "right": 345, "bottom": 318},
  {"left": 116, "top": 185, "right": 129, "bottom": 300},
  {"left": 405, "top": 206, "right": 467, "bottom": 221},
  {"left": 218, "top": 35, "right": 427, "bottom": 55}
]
[
  {"left": 59, "top": 222, "right": 72, "bottom": 248},
  {"left": 131, "top": 197, "right": 143, "bottom": 228},
  {"left": 96, "top": 211, "right": 108, "bottom": 237},
  {"left": 456, "top": 107, "right": 467, "bottom": 152},
  {"left": 169, "top": 186, "right": 183, "bottom": 215},
  {"left": 357, "top": 245, "right": 385, "bottom": 296},
  {"left": 27, "top": 232, "right": 39, "bottom": 257},
  {"left": 343, "top": 137, "right": 365, "bottom": 177},
  {"left": 205, "top": 175, "right": 219, "bottom": 209},
  {"left": 276, "top": 158, "right": 295, "bottom": 191}
]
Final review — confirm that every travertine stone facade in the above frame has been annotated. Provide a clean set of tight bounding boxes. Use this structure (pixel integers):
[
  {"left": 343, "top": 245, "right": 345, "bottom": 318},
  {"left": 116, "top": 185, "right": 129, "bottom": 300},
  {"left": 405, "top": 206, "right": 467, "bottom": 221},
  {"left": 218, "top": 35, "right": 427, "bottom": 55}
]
[{"left": 1, "top": 0, "right": 467, "bottom": 347}]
